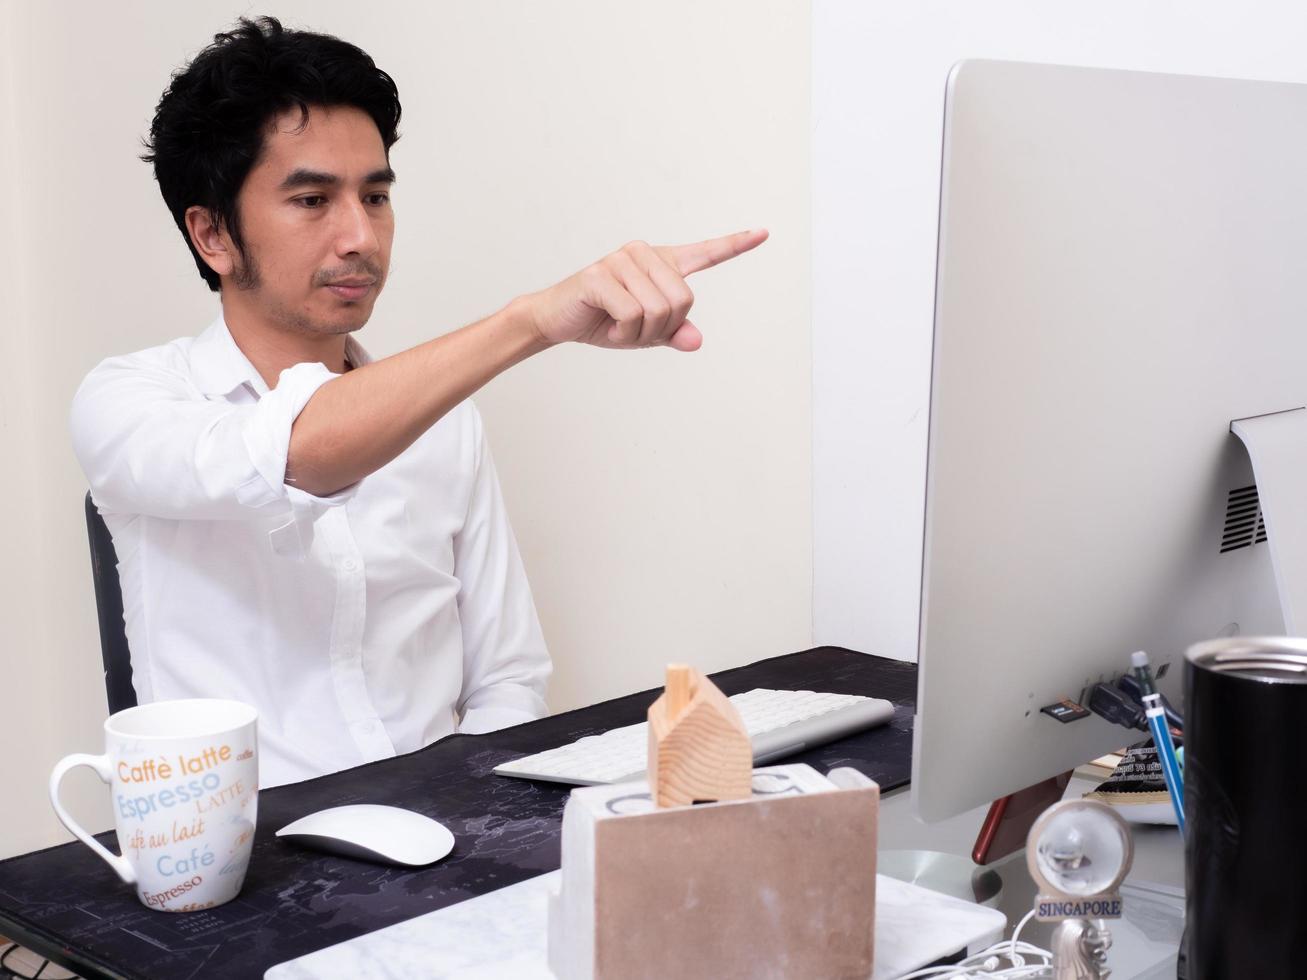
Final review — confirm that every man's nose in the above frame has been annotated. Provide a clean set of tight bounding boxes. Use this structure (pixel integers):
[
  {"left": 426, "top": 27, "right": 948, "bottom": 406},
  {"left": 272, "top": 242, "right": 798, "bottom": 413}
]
[{"left": 335, "top": 198, "right": 380, "bottom": 258}]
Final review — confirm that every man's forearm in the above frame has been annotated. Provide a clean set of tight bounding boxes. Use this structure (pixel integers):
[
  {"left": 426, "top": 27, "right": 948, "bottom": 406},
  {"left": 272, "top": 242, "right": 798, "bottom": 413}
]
[
  {"left": 284, "top": 230, "right": 769, "bottom": 497},
  {"left": 285, "top": 298, "right": 550, "bottom": 497}
]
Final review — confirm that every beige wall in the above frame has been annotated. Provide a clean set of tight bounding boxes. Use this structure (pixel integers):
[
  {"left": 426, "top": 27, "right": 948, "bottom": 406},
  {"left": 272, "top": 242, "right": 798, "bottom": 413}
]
[{"left": 1, "top": 1, "right": 811, "bottom": 857}]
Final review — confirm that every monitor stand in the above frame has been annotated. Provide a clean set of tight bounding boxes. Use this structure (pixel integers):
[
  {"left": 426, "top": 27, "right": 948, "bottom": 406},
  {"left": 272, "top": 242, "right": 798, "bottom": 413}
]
[
  {"left": 877, "top": 849, "right": 1003, "bottom": 907},
  {"left": 879, "top": 771, "right": 1069, "bottom": 907},
  {"left": 972, "top": 771, "right": 1073, "bottom": 866}
]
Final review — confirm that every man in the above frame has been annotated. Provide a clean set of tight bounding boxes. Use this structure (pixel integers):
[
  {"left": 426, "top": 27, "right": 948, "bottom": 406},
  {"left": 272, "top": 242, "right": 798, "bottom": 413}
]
[{"left": 70, "top": 17, "right": 766, "bottom": 787}]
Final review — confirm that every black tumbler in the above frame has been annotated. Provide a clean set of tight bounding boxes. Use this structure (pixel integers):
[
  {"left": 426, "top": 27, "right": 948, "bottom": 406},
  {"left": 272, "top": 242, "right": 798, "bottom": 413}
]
[{"left": 1184, "top": 636, "right": 1307, "bottom": 978}]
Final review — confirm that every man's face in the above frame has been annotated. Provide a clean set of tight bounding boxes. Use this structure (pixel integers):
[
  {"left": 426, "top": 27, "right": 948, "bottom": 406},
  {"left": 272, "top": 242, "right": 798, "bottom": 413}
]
[{"left": 226, "top": 104, "right": 395, "bottom": 336}]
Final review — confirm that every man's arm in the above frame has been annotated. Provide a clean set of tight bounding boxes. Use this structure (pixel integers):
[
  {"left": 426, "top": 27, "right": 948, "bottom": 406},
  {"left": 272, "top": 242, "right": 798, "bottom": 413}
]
[
  {"left": 284, "top": 298, "right": 546, "bottom": 497},
  {"left": 285, "top": 231, "right": 768, "bottom": 497}
]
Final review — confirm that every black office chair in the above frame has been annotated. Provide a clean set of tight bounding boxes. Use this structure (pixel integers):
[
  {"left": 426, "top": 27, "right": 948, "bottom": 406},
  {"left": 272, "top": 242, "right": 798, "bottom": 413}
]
[{"left": 84, "top": 492, "right": 137, "bottom": 713}]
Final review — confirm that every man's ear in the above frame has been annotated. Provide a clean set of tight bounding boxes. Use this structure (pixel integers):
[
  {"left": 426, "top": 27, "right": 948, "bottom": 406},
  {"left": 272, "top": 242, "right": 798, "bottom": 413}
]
[{"left": 184, "top": 206, "right": 236, "bottom": 279}]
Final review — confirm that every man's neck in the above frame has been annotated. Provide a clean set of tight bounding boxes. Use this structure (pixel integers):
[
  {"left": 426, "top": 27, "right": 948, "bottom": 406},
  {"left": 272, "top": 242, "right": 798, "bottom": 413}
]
[{"left": 221, "top": 301, "right": 351, "bottom": 389}]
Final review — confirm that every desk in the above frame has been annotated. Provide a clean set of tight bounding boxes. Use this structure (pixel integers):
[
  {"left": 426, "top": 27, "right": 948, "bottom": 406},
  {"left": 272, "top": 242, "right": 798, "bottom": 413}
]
[
  {"left": 879, "top": 778, "right": 1185, "bottom": 979},
  {"left": 0, "top": 647, "right": 916, "bottom": 980}
]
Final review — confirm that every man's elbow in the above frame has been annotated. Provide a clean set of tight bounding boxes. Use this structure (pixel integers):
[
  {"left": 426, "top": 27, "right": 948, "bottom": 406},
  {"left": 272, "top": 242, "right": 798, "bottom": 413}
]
[
  {"left": 283, "top": 463, "right": 349, "bottom": 499},
  {"left": 284, "top": 430, "right": 353, "bottom": 498}
]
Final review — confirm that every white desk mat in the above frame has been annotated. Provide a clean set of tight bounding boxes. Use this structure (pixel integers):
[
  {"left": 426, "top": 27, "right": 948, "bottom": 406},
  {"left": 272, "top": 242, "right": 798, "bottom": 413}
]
[{"left": 266, "top": 869, "right": 1006, "bottom": 979}]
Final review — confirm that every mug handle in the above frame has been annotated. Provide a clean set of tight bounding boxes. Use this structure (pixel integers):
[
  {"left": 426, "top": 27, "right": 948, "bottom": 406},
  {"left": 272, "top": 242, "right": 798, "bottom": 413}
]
[{"left": 48, "top": 753, "right": 136, "bottom": 885}]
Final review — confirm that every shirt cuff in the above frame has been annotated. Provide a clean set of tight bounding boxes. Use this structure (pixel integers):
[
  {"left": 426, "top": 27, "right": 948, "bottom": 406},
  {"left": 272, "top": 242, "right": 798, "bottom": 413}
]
[
  {"left": 458, "top": 684, "right": 548, "bottom": 734},
  {"left": 286, "top": 481, "right": 360, "bottom": 515},
  {"left": 240, "top": 361, "right": 340, "bottom": 504}
]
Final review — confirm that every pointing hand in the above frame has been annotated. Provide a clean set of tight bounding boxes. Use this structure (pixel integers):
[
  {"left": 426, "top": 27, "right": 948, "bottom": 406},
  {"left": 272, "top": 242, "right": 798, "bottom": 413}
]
[{"left": 520, "top": 229, "right": 769, "bottom": 352}]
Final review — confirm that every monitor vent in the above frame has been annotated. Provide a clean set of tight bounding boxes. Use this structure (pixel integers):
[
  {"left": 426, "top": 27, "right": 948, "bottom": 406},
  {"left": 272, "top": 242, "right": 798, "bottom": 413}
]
[{"left": 1221, "top": 485, "right": 1268, "bottom": 554}]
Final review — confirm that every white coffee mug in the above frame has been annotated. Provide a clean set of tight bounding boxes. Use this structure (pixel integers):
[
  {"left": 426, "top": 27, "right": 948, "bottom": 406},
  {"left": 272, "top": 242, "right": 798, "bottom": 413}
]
[{"left": 49, "top": 698, "right": 258, "bottom": 912}]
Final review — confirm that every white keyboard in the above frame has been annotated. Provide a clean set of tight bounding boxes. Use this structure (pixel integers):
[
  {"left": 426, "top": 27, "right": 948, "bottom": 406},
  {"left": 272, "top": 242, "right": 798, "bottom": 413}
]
[{"left": 492, "top": 688, "right": 895, "bottom": 786}]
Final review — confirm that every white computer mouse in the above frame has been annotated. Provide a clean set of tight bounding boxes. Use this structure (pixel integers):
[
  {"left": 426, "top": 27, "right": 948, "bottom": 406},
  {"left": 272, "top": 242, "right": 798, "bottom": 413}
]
[{"left": 276, "top": 804, "right": 456, "bottom": 866}]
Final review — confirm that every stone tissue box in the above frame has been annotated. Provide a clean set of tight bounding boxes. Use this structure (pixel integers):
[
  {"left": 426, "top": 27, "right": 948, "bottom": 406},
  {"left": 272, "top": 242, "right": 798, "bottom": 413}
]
[{"left": 547, "top": 763, "right": 880, "bottom": 980}]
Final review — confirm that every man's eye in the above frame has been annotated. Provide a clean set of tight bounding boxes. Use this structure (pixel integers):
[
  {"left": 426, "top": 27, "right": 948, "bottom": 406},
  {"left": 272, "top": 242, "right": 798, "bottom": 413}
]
[
  {"left": 367, "top": 193, "right": 391, "bottom": 206},
  {"left": 295, "top": 196, "right": 326, "bottom": 208}
]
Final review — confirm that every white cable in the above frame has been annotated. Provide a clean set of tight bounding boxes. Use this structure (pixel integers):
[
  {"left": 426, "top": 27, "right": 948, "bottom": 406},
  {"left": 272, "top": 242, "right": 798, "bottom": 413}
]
[
  {"left": 894, "top": 906, "right": 1053, "bottom": 980},
  {"left": 898, "top": 967, "right": 1050, "bottom": 980},
  {"left": 1009, "top": 908, "right": 1037, "bottom": 965},
  {"left": 896, "top": 957, "right": 1052, "bottom": 980}
]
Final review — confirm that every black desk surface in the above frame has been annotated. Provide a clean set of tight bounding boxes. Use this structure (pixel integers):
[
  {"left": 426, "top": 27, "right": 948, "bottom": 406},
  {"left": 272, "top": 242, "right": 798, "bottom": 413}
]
[{"left": 0, "top": 647, "right": 916, "bottom": 980}]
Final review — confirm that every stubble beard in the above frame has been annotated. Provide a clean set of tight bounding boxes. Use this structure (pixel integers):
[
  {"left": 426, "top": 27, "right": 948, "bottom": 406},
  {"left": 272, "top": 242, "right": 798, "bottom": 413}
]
[{"left": 231, "top": 250, "right": 374, "bottom": 338}]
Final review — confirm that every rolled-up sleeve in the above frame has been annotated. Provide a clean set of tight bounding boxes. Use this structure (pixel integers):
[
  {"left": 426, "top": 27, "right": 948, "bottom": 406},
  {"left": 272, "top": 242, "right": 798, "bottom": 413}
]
[
  {"left": 71, "top": 355, "right": 344, "bottom": 520},
  {"left": 453, "top": 407, "right": 551, "bottom": 734}
]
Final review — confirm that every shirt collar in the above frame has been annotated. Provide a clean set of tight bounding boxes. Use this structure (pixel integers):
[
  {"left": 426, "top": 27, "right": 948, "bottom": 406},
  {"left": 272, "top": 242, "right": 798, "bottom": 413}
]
[{"left": 189, "top": 314, "right": 374, "bottom": 398}]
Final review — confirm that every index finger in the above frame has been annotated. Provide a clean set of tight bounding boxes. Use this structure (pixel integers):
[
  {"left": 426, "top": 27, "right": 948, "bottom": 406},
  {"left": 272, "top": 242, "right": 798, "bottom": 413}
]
[{"left": 660, "top": 228, "right": 769, "bottom": 277}]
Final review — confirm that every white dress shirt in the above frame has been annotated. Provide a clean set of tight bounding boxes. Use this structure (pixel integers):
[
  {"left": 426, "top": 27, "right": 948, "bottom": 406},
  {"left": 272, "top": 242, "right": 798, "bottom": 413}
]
[{"left": 70, "top": 315, "right": 550, "bottom": 787}]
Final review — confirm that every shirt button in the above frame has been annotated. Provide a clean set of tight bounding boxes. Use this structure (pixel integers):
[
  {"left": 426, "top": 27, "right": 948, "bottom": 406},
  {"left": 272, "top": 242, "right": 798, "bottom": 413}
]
[
  {"left": 358, "top": 721, "right": 375, "bottom": 734},
  {"left": 343, "top": 558, "right": 359, "bottom": 572}
]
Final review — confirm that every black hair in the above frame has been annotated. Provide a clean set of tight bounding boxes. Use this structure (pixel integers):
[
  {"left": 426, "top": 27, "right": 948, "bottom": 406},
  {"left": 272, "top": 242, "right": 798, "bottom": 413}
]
[{"left": 142, "top": 16, "right": 401, "bottom": 291}]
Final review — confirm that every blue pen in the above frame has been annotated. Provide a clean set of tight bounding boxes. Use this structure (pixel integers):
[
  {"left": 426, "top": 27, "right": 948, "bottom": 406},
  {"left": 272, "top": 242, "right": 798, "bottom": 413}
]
[{"left": 1131, "top": 650, "right": 1185, "bottom": 832}]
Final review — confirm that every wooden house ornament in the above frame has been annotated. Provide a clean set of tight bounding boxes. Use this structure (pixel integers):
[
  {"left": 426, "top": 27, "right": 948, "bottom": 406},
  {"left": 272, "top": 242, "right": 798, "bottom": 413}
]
[{"left": 647, "top": 664, "right": 752, "bottom": 808}]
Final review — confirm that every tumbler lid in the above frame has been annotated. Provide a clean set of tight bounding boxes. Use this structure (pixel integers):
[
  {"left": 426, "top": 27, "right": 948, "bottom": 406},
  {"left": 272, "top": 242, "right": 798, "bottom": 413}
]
[{"left": 1186, "top": 636, "right": 1307, "bottom": 682}]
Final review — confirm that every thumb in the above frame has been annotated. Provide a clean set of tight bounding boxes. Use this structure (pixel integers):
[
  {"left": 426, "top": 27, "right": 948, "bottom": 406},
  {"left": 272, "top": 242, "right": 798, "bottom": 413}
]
[{"left": 666, "top": 319, "right": 702, "bottom": 352}]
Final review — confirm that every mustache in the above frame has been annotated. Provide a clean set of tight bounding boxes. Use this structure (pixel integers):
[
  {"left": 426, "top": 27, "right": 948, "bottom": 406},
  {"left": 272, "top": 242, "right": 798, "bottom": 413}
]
[{"left": 313, "top": 263, "right": 384, "bottom": 286}]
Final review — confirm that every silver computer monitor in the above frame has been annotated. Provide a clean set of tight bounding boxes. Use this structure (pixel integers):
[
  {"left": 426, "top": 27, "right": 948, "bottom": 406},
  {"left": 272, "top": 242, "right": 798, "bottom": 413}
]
[{"left": 913, "top": 59, "right": 1305, "bottom": 822}]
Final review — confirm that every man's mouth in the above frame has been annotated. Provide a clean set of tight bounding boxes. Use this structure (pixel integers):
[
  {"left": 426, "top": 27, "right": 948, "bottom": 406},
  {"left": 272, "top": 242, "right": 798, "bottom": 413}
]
[{"left": 324, "top": 280, "right": 375, "bottom": 301}]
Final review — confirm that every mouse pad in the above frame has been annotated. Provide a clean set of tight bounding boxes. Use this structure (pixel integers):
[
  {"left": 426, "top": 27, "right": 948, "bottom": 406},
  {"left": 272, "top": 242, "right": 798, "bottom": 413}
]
[{"left": 0, "top": 646, "right": 916, "bottom": 980}]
